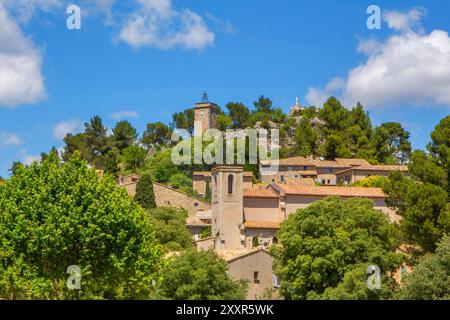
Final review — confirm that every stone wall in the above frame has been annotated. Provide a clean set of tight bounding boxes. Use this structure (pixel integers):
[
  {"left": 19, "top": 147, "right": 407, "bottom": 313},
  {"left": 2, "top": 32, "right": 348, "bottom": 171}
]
[{"left": 118, "top": 180, "right": 211, "bottom": 217}]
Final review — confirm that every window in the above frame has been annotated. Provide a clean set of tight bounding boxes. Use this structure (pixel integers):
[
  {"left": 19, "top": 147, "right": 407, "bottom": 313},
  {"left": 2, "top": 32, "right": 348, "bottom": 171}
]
[
  {"left": 328, "top": 168, "right": 333, "bottom": 173},
  {"left": 327, "top": 179, "right": 331, "bottom": 185},
  {"left": 252, "top": 237, "right": 259, "bottom": 248},
  {"left": 272, "top": 274, "right": 280, "bottom": 288},
  {"left": 280, "top": 175, "right": 285, "bottom": 182},
  {"left": 254, "top": 271, "right": 260, "bottom": 283},
  {"left": 271, "top": 179, "right": 275, "bottom": 183},
  {"left": 303, "top": 166, "right": 307, "bottom": 170},
  {"left": 273, "top": 237, "right": 278, "bottom": 244},
  {"left": 227, "top": 174, "right": 234, "bottom": 194},
  {"left": 294, "top": 175, "right": 299, "bottom": 179}
]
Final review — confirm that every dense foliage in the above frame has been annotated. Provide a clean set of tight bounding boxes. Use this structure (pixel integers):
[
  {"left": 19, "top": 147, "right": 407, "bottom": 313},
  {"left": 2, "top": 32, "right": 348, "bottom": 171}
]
[
  {"left": 273, "top": 197, "right": 402, "bottom": 300},
  {"left": 397, "top": 235, "right": 450, "bottom": 300},
  {"left": 147, "top": 207, "right": 193, "bottom": 251},
  {"left": 154, "top": 249, "right": 247, "bottom": 300},
  {"left": 134, "top": 173, "right": 156, "bottom": 210},
  {"left": 0, "top": 153, "right": 162, "bottom": 299}
]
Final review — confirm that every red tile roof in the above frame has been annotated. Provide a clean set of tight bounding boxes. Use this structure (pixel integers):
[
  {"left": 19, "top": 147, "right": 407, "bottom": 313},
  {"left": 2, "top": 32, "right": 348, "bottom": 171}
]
[
  {"left": 279, "top": 185, "right": 386, "bottom": 198},
  {"left": 244, "top": 220, "right": 281, "bottom": 229},
  {"left": 335, "top": 165, "right": 408, "bottom": 175}
]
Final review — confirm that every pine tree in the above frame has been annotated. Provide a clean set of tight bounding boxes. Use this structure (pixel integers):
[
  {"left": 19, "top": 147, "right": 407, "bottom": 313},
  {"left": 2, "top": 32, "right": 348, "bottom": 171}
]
[{"left": 134, "top": 173, "right": 156, "bottom": 210}]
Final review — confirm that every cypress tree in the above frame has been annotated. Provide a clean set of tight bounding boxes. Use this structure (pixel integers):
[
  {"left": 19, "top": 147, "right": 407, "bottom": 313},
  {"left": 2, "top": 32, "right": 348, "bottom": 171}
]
[{"left": 134, "top": 173, "right": 156, "bottom": 210}]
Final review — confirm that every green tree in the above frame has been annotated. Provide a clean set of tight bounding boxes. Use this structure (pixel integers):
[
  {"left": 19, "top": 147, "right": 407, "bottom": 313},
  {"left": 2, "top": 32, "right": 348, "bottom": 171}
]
[
  {"left": 112, "top": 121, "right": 138, "bottom": 152},
  {"left": 121, "top": 145, "right": 147, "bottom": 172},
  {"left": 146, "top": 149, "right": 182, "bottom": 183},
  {"left": 171, "top": 109, "right": 195, "bottom": 134},
  {"left": 293, "top": 117, "right": 318, "bottom": 157},
  {"left": 169, "top": 173, "right": 191, "bottom": 189},
  {"left": 253, "top": 95, "right": 273, "bottom": 113},
  {"left": 0, "top": 153, "right": 162, "bottom": 299},
  {"left": 408, "top": 150, "right": 448, "bottom": 188},
  {"left": 372, "top": 122, "right": 411, "bottom": 164},
  {"left": 134, "top": 173, "right": 156, "bottom": 210},
  {"left": 427, "top": 115, "right": 450, "bottom": 190},
  {"left": 397, "top": 234, "right": 450, "bottom": 299},
  {"left": 226, "top": 102, "right": 250, "bottom": 128},
  {"left": 84, "top": 116, "right": 109, "bottom": 167},
  {"left": 313, "top": 264, "right": 397, "bottom": 300},
  {"left": 103, "top": 149, "right": 120, "bottom": 177},
  {"left": 273, "top": 197, "right": 402, "bottom": 300},
  {"left": 154, "top": 249, "right": 247, "bottom": 300},
  {"left": 319, "top": 97, "right": 350, "bottom": 132},
  {"left": 323, "top": 134, "right": 350, "bottom": 159},
  {"left": 141, "top": 122, "right": 171, "bottom": 150},
  {"left": 147, "top": 207, "right": 193, "bottom": 251},
  {"left": 216, "top": 114, "right": 233, "bottom": 131},
  {"left": 400, "top": 183, "right": 450, "bottom": 252},
  {"left": 383, "top": 171, "right": 412, "bottom": 211}
]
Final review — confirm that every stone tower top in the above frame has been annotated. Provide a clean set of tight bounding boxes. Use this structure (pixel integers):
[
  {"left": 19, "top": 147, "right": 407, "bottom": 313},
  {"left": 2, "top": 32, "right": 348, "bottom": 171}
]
[{"left": 194, "top": 93, "right": 219, "bottom": 135}]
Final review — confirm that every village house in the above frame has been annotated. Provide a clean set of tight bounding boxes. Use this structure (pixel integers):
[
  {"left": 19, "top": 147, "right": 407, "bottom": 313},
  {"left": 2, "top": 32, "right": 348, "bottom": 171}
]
[
  {"left": 194, "top": 165, "right": 401, "bottom": 299},
  {"left": 115, "top": 97, "right": 407, "bottom": 299},
  {"left": 335, "top": 164, "right": 409, "bottom": 185}
]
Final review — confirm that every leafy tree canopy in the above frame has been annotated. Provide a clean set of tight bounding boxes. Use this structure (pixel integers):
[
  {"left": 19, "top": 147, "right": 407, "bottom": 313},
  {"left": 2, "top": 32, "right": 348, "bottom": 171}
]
[
  {"left": 397, "top": 234, "right": 450, "bottom": 300},
  {"left": 154, "top": 249, "right": 247, "bottom": 300},
  {"left": 0, "top": 152, "right": 162, "bottom": 299},
  {"left": 147, "top": 207, "right": 193, "bottom": 251},
  {"left": 273, "top": 197, "right": 402, "bottom": 300}
]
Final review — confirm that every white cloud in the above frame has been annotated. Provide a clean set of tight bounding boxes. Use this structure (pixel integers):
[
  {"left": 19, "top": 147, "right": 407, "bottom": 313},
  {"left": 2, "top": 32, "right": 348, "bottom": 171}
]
[
  {"left": 53, "top": 118, "right": 82, "bottom": 140},
  {"left": 0, "top": 0, "right": 63, "bottom": 22},
  {"left": 22, "top": 154, "right": 41, "bottom": 165},
  {"left": 305, "top": 8, "right": 450, "bottom": 109},
  {"left": 118, "top": 0, "right": 215, "bottom": 50},
  {"left": 383, "top": 7, "right": 426, "bottom": 33},
  {"left": 109, "top": 110, "right": 139, "bottom": 120},
  {"left": 18, "top": 148, "right": 41, "bottom": 165},
  {"left": 205, "top": 13, "right": 236, "bottom": 34},
  {"left": 0, "top": 3, "right": 46, "bottom": 107},
  {"left": 0, "top": 131, "right": 22, "bottom": 147}
]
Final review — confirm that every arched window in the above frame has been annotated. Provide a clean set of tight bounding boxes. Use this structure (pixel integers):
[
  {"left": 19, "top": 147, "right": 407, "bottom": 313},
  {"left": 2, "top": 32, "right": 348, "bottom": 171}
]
[
  {"left": 228, "top": 174, "right": 234, "bottom": 194},
  {"left": 252, "top": 237, "right": 259, "bottom": 248}
]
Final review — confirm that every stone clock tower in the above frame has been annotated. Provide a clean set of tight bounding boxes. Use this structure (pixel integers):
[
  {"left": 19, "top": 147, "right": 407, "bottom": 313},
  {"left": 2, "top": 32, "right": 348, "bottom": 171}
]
[
  {"left": 194, "top": 93, "right": 218, "bottom": 136},
  {"left": 211, "top": 165, "right": 245, "bottom": 250}
]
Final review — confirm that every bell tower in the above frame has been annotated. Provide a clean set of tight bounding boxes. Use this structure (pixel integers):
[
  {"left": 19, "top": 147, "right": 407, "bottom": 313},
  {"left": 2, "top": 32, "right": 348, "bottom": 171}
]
[
  {"left": 194, "top": 93, "right": 219, "bottom": 136},
  {"left": 211, "top": 165, "right": 245, "bottom": 250}
]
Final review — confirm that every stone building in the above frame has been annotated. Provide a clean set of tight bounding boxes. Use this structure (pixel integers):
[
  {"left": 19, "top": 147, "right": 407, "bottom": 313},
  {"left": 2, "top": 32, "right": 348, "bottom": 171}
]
[
  {"left": 259, "top": 156, "right": 408, "bottom": 186},
  {"left": 194, "top": 94, "right": 219, "bottom": 136},
  {"left": 335, "top": 164, "right": 409, "bottom": 185},
  {"left": 116, "top": 173, "right": 212, "bottom": 240},
  {"left": 193, "top": 171, "right": 253, "bottom": 199},
  {"left": 195, "top": 164, "right": 402, "bottom": 299}
]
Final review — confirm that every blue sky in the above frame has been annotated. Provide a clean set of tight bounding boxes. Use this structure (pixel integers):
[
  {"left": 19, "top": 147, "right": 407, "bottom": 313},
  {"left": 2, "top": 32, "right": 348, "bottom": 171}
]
[{"left": 1, "top": 0, "right": 450, "bottom": 177}]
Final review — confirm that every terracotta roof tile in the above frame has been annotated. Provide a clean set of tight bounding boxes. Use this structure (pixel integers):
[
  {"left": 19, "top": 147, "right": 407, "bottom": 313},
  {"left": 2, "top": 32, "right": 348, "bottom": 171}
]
[
  {"left": 244, "top": 187, "right": 278, "bottom": 198},
  {"left": 244, "top": 220, "right": 281, "bottom": 229},
  {"left": 279, "top": 184, "right": 386, "bottom": 198},
  {"left": 335, "top": 165, "right": 408, "bottom": 175},
  {"left": 260, "top": 156, "right": 316, "bottom": 166},
  {"left": 335, "top": 158, "right": 371, "bottom": 166}
]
